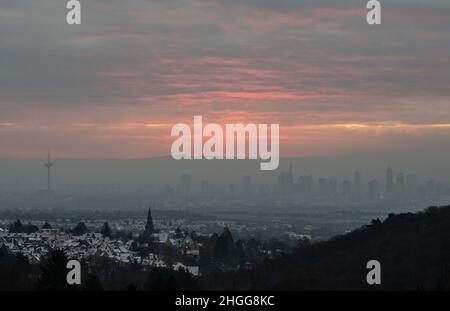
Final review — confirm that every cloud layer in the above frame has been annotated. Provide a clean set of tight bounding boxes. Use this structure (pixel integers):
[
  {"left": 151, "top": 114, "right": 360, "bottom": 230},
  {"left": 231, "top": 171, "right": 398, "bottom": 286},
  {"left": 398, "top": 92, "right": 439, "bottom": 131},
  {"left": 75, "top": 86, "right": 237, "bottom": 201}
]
[{"left": 0, "top": 0, "right": 449, "bottom": 158}]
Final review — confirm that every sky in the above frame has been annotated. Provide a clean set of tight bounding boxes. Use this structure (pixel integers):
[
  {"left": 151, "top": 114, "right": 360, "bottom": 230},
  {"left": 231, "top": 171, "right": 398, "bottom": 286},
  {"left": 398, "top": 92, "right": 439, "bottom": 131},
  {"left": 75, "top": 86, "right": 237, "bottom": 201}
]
[{"left": 0, "top": 0, "right": 449, "bottom": 159}]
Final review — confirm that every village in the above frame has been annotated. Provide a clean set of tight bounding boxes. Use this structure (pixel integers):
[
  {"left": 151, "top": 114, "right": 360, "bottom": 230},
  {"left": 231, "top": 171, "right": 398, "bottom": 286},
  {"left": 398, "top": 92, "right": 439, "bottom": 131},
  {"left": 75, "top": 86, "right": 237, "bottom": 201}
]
[{"left": 0, "top": 208, "right": 201, "bottom": 276}]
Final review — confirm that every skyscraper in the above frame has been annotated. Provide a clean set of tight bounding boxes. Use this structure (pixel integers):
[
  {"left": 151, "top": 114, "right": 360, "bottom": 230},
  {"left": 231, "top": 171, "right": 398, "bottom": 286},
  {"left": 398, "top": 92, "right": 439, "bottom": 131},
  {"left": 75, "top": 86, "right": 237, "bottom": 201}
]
[
  {"left": 368, "top": 179, "right": 381, "bottom": 201},
  {"left": 328, "top": 177, "right": 338, "bottom": 197},
  {"left": 342, "top": 180, "right": 351, "bottom": 197},
  {"left": 276, "top": 164, "right": 294, "bottom": 194},
  {"left": 181, "top": 174, "right": 192, "bottom": 194},
  {"left": 201, "top": 179, "right": 209, "bottom": 193},
  {"left": 352, "top": 171, "right": 362, "bottom": 199},
  {"left": 242, "top": 176, "right": 252, "bottom": 194},
  {"left": 386, "top": 166, "right": 394, "bottom": 193},
  {"left": 318, "top": 178, "right": 329, "bottom": 196},
  {"left": 396, "top": 172, "right": 405, "bottom": 193},
  {"left": 298, "top": 175, "right": 314, "bottom": 195},
  {"left": 406, "top": 174, "right": 417, "bottom": 194}
]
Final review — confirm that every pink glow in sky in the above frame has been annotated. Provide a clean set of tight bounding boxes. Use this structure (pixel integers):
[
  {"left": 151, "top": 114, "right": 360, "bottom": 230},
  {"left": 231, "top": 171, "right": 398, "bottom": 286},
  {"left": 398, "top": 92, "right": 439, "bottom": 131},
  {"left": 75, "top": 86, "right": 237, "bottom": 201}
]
[{"left": 0, "top": 0, "right": 449, "bottom": 158}]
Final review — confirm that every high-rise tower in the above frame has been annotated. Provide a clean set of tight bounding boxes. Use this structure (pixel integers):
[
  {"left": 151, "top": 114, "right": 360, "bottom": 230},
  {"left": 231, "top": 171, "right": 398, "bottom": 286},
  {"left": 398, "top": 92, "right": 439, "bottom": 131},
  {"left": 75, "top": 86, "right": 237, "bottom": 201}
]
[
  {"left": 44, "top": 151, "right": 53, "bottom": 191},
  {"left": 386, "top": 166, "right": 394, "bottom": 193},
  {"left": 353, "top": 171, "right": 362, "bottom": 198}
]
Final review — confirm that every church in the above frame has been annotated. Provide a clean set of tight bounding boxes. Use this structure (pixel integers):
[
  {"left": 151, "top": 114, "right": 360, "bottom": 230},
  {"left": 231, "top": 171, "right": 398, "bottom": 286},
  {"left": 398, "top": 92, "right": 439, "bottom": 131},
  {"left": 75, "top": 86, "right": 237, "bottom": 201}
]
[{"left": 137, "top": 206, "right": 156, "bottom": 246}]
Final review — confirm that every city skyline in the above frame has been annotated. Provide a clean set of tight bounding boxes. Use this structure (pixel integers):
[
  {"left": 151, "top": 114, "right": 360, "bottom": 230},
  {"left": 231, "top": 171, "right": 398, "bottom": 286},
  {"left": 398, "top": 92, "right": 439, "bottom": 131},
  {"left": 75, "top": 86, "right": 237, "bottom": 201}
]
[{"left": 3, "top": 152, "right": 449, "bottom": 205}]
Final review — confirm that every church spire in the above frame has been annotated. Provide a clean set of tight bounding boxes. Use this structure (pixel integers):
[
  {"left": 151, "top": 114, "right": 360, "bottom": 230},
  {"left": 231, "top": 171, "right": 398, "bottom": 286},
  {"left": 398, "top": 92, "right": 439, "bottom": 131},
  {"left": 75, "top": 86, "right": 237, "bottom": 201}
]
[{"left": 144, "top": 206, "right": 154, "bottom": 236}]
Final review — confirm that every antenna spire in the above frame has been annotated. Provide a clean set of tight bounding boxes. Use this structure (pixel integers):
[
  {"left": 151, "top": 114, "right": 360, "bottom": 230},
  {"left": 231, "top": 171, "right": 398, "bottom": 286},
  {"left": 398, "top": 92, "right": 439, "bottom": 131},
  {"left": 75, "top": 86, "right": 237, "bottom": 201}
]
[{"left": 45, "top": 150, "right": 53, "bottom": 191}]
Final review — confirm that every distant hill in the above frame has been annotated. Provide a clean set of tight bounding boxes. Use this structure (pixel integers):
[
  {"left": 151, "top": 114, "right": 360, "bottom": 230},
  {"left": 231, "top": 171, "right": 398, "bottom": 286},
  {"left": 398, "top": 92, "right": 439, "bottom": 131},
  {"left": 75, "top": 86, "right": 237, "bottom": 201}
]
[{"left": 205, "top": 205, "right": 450, "bottom": 290}]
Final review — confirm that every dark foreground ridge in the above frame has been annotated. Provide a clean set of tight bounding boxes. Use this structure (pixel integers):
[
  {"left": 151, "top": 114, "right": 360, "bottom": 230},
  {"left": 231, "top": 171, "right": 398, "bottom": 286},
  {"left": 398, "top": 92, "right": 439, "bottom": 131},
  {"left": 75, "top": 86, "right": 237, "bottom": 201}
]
[{"left": 206, "top": 205, "right": 450, "bottom": 291}]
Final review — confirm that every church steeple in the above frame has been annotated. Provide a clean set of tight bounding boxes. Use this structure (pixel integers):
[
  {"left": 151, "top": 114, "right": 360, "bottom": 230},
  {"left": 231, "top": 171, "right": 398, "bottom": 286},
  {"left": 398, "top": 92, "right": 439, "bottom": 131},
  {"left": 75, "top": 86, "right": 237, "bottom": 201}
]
[{"left": 144, "top": 206, "right": 154, "bottom": 236}]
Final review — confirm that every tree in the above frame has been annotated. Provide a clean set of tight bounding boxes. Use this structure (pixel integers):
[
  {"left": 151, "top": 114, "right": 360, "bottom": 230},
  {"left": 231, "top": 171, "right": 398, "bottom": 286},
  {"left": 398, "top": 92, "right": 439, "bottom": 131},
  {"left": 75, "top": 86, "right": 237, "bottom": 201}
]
[
  {"left": 24, "top": 222, "right": 39, "bottom": 234},
  {"left": 72, "top": 222, "right": 88, "bottom": 236},
  {"left": 42, "top": 222, "right": 52, "bottom": 229},
  {"left": 36, "top": 249, "right": 75, "bottom": 291},
  {"left": 124, "top": 284, "right": 137, "bottom": 291},
  {"left": 144, "top": 267, "right": 183, "bottom": 291},
  {"left": 175, "top": 227, "right": 183, "bottom": 239},
  {"left": 8, "top": 219, "right": 23, "bottom": 233},
  {"left": 167, "top": 275, "right": 180, "bottom": 291},
  {"left": 7, "top": 220, "right": 38, "bottom": 234},
  {"left": 100, "top": 222, "right": 111, "bottom": 238},
  {"left": 215, "top": 227, "right": 235, "bottom": 257},
  {"left": 0, "top": 244, "right": 9, "bottom": 257},
  {"left": 144, "top": 268, "right": 168, "bottom": 290},
  {"left": 15, "top": 252, "right": 32, "bottom": 274},
  {"left": 82, "top": 273, "right": 103, "bottom": 291},
  {"left": 236, "top": 240, "right": 246, "bottom": 267},
  {"left": 0, "top": 248, "right": 34, "bottom": 290}
]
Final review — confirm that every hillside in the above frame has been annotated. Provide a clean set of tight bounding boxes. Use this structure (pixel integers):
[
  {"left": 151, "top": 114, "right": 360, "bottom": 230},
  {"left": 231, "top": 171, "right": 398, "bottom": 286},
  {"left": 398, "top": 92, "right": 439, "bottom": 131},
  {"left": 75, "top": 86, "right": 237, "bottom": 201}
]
[{"left": 204, "top": 205, "right": 450, "bottom": 290}]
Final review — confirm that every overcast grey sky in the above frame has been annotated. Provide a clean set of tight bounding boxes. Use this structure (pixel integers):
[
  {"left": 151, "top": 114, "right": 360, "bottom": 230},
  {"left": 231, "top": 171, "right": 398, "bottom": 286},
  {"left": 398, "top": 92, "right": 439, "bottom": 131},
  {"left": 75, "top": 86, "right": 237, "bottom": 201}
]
[{"left": 0, "top": 0, "right": 449, "bottom": 159}]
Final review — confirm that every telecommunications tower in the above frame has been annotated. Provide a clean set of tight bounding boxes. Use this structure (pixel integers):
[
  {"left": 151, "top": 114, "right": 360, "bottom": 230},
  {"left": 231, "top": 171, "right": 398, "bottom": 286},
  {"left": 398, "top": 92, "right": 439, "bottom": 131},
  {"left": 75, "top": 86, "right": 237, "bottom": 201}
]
[{"left": 45, "top": 151, "right": 53, "bottom": 191}]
